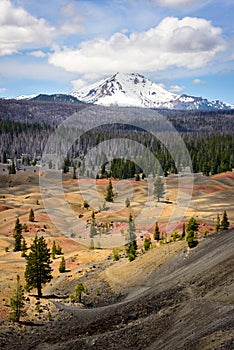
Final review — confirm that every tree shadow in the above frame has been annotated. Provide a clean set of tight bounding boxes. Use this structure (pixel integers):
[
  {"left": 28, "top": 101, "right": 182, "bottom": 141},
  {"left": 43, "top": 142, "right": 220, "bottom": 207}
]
[{"left": 29, "top": 293, "right": 68, "bottom": 299}]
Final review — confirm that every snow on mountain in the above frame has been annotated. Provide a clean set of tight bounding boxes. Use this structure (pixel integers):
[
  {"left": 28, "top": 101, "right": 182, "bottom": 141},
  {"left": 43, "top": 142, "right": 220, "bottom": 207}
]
[
  {"left": 15, "top": 94, "right": 38, "bottom": 100},
  {"left": 72, "top": 72, "right": 234, "bottom": 110},
  {"left": 72, "top": 72, "right": 177, "bottom": 108}
]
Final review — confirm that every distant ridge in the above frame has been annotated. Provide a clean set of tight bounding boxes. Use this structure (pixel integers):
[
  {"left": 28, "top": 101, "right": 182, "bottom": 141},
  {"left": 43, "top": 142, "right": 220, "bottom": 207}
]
[
  {"left": 71, "top": 72, "right": 234, "bottom": 110},
  {"left": 13, "top": 72, "right": 234, "bottom": 111}
]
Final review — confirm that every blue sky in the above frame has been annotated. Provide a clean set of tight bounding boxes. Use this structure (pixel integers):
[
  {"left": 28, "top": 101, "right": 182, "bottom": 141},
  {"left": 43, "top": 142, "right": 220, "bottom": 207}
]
[{"left": 0, "top": 0, "right": 234, "bottom": 103}]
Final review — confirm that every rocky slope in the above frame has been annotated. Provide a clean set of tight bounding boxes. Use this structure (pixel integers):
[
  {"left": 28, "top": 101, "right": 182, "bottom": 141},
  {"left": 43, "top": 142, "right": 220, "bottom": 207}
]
[{"left": 1, "top": 230, "right": 233, "bottom": 350}]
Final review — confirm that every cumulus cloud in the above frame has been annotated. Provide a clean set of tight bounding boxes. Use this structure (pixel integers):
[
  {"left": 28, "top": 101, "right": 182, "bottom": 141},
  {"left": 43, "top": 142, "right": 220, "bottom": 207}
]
[
  {"left": 0, "top": 87, "right": 7, "bottom": 93},
  {"left": 28, "top": 50, "right": 47, "bottom": 58},
  {"left": 193, "top": 78, "right": 205, "bottom": 84},
  {"left": 0, "top": 0, "right": 55, "bottom": 56},
  {"left": 48, "top": 16, "right": 225, "bottom": 75}
]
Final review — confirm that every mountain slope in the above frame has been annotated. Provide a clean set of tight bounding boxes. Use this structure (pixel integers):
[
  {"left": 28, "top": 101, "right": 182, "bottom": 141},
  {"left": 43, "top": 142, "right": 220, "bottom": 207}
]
[
  {"left": 72, "top": 72, "right": 177, "bottom": 108},
  {"left": 72, "top": 72, "right": 234, "bottom": 110}
]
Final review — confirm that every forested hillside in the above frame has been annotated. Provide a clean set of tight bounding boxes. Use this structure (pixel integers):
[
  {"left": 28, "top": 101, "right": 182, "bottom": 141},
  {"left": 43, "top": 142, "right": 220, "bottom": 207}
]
[{"left": 0, "top": 98, "right": 233, "bottom": 176}]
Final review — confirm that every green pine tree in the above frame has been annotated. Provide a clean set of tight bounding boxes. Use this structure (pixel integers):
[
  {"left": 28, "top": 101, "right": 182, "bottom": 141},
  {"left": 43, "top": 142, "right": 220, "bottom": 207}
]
[
  {"left": 186, "top": 217, "right": 199, "bottom": 248},
  {"left": 51, "top": 240, "right": 57, "bottom": 259},
  {"left": 9, "top": 275, "right": 25, "bottom": 322},
  {"left": 59, "top": 256, "right": 66, "bottom": 273},
  {"left": 29, "top": 208, "right": 35, "bottom": 222},
  {"left": 125, "top": 197, "right": 130, "bottom": 207},
  {"left": 135, "top": 173, "right": 140, "bottom": 181},
  {"left": 72, "top": 166, "right": 77, "bottom": 179},
  {"left": 181, "top": 223, "right": 186, "bottom": 239},
  {"left": 186, "top": 217, "right": 199, "bottom": 233},
  {"left": 2, "top": 151, "right": 7, "bottom": 164},
  {"left": 83, "top": 200, "right": 89, "bottom": 209},
  {"left": 105, "top": 179, "right": 114, "bottom": 202},
  {"left": 153, "top": 176, "right": 165, "bottom": 202},
  {"left": 153, "top": 222, "right": 160, "bottom": 241},
  {"left": 126, "top": 213, "right": 137, "bottom": 261},
  {"left": 221, "top": 210, "right": 229, "bottom": 230},
  {"left": 215, "top": 213, "right": 220, "bottom": 233},
  {"left": 21, "top": 238, "right": 27, "bottom": 257},
  {"left": 25, "top": 236, "right": 53, "bottom": 298},
  {"left": 144, "top": 237, "right": 152, "bottom": 251},
  {"left": 8, "top": 161, "right": 16, "bottom": 174},
  {"left": 70, "top": 282, "right": 86, "bottom": 303},
  {"left": 13, "top": 218, "right": 23, "bottom": 252}
]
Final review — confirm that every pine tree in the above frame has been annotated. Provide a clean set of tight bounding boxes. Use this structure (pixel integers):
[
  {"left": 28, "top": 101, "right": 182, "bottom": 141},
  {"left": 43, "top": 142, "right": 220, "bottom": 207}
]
[
  {"left": 105, "top": 179, "right": 114, "bottom": 202},
  {"left": 29, "top": 208, "right": 35, "bottom": 222},
  {"left": 8, "top": 161, "right": 16, "bottom": 174},
  {"left": 59, "top": 256, "right": 66, "bottom": 273},
  {"left": 215, "top": 213, "right": 220, "bottom": 233},
  {"left": 51, "top": 240, "right": 57, "bottom": 259},
  {"left": 186, "top": 217, "right": 199, "bottom": 233},
  {"left": 21, "top": 238, "right": 27, "bottom": 257},
  {"left": 83, "top": 200, "right": 89, "bottom": 209},
  {"left": 128, "top": 213, "right": 137, "bottom": 243},
  {"left": 153, "top": 222, "right": 160, "bottom": 241},
  {"left": 181, "top": 223, "right": 186, "bottom": 239},
  {"left": 126, "top": 213, "right": 137, "bottom": 261},
  {"left": 9, "top": 275, "right": 25, "bottom": 322},
  {"left": 70, "top": 282, "right": 86, "bottom": 303},
  {"left": 153, "top": 176, "right": 165, "bottom": 202},
  {"left": 144, "top": 237, "right": 152, "bottom": 251},
  {"left": 13, "top": 218, "right": 23, "bottom": 252},
  {"left": 25, "top": 236, "right": 53, "bottom": 297},
  {"left": 221, "top": 210, "right": 229, "bottom": 230},
  {"left": 186, "top": 217, "right": 199, "bottom": 248},
  {"left": 72, "top": 166, "right": 77, "bottom": 179},
  {"left": 56, "top": 243, "right": 62, "bottom": 255},
  {"left": 135, "top": 173, "right": 140, "bottom": 181},
  {"left": 2, "top": 151, "right": 7, "bottom": 164},
  {"left": 125, "top": 197, "right": 130, "bottom": 208}
]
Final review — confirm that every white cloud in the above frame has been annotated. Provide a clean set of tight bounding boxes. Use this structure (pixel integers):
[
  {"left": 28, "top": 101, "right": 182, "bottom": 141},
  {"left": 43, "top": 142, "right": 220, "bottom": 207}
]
[
  {"left": 28, "top": 50, "right": 47, "bottom": 58},
  {"left": 49, "top": 16, "right": 225, "bottom": 75},
  {"left": 168, "top": 84, "right": 184, "bottom": 93},
  {"left": 0, "top": 0, "right": 55, "bottom": 56},
  {"left": 193, "top": 78, "right": 205, "bottom": 84},
  {"left": 59, "top": 2, "right": 84, "bottom": 35},
  {"left": 157, "top": 82, "right": 184, "bottom": 93},
  {"left": 71, "top": 79, "right": 87, "bottom": 90},
  {"left": 0, "top": 87, "right": 7, "bottom": 93}
]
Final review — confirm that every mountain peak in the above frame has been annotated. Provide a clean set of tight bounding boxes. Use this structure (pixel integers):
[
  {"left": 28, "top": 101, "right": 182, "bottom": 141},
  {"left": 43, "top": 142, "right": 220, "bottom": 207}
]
[{"left": 72, "top": 72, "right": 177, "bottom": 108}]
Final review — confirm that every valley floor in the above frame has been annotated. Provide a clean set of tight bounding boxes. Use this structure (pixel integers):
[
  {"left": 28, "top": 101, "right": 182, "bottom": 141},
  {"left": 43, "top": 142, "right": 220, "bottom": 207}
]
[{"left": 0, "top": 172, "right": 233, "bottom": 349}]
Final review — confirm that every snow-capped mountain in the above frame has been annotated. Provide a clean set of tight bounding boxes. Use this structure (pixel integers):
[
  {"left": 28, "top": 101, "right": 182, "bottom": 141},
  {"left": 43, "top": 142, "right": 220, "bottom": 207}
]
[
  {"left": 15, "top": 94, "right": 38, "bottom": 100},
  {"left": 72, "top": 72, "right": 234, "bottom": 110}
]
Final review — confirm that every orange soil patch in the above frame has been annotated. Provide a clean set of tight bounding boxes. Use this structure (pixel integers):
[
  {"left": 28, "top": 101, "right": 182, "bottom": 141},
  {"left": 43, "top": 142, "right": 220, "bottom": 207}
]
[
  {"left": 0, "top": 205, "right": 12, "bottom": 212},
  {"left": 192, "top": 184, "right": 224, "bottom": 194},
  {"left": 211, "top": 171, "right": 234, "bottom": 180}
]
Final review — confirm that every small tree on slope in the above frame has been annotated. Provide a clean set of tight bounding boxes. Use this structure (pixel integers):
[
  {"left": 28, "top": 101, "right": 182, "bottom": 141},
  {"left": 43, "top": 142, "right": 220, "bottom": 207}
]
[
  {"left": 13, "top": 218, "right": 23, "bottom": 252},
  {"left": 9, "top": 275, "right": 25, "bottom": 322},
  {"left": 25, "top": 236, "right": 53, "bottom": 297},
  {"left": 221, "top": 210, "right": 229, "bottom": 230}
]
